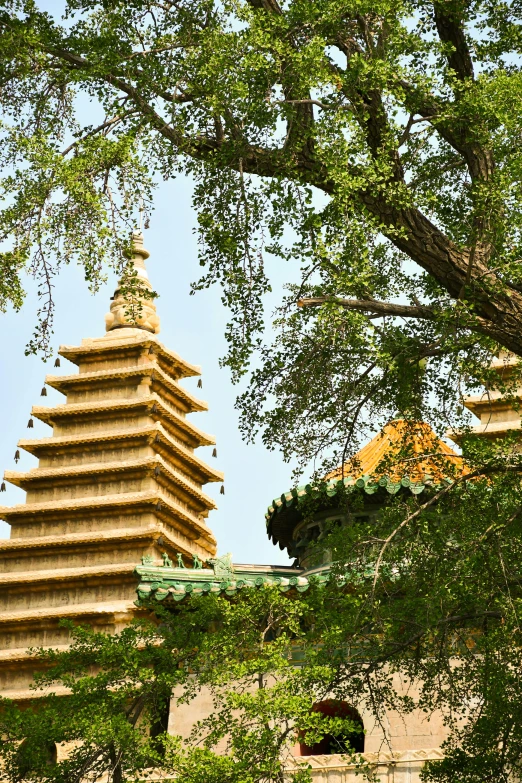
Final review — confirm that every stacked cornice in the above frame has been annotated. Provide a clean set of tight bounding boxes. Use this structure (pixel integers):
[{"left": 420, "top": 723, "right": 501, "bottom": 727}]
[
  {"left": 458, "top": 352, "right": 522, "bottom": 439},
  {"left": 0, "top": 232, "right": 223, "bottom": 700}
]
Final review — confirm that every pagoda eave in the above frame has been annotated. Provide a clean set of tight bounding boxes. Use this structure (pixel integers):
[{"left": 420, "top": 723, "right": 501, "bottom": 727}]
[
  {"left": 0, "top": 562, "right": 138, "bottom": 588},
  {"left": 0, "top": 526, "right": 208, "bottom": 558},
  {"left": 45, "top": 364, "right": 208, "bottom": 414},
  {"left": 32, "top": 394, "right": 216, "bottom": 448},
  {"left": 17, "top": 425, "right": 224, "bottom": 483},
  {"left": 5, "top": 457, "right": 217, "bottom": 512},
  {"left": 463, "top": 394, "right": 522, "bottom": 414},
  {"left": 0, "top": 646, "right": 70, "bottom": 665},
  {"left": 0, "top": 491, "right": 217, "bottom": 544},
  {"left": 449, "top": 421, "right": 522, "bottom": 442},
  {"left": 59, "top": 334, "right": 201, "bottom": 380},
  {"left": 0, "top": 600, "right": 139, "bottom": 627}
]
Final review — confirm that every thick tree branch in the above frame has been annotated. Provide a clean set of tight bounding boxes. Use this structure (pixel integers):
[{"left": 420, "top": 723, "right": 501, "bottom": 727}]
[
  {"left": 433, "top": 2, "right": 474, "bottom": 82},
  {"left": 36, "top": 38, "right": 522, "bottom": 358},
  {"left": 297, "top": 296, "right": 437, "bottom": 320},
  {"left": 297, "top": 293, "right": 522, "bottom": 354},
  {"left": 45, "top": 45, "right": 289, "bottom": 177}
]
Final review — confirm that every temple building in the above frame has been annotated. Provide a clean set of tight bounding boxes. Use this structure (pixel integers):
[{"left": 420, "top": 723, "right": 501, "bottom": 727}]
[{"left": 1, "top": 234, "right": 520, "bottom": 780}]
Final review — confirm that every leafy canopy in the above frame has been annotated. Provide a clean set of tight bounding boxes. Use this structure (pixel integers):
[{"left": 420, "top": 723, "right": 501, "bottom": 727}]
[
  {"left": 2, "top": 5, "right": 522, "bottom": 780},
  {"left": 0, "top": 587, "right": 371, "bottom": 783},
  {"left": 2, "top": 1, "right": 522, "bottom": 464},
  {"left": 4, "top": 462, "right": 522, "bottom": 782}
]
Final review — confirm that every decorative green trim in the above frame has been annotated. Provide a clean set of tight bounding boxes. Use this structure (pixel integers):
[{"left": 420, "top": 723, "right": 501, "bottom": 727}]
[
  {"left": 265, "top": 473, "right": 453, "bottom": 528},
  {"left": 134, "top": 559, "right": 330, "bottom": 604}
]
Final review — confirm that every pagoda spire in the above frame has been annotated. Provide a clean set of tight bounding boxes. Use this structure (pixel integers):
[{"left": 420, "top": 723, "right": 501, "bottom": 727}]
[{"left": 105, "top": 230, "right": 160, "bottom": 334}]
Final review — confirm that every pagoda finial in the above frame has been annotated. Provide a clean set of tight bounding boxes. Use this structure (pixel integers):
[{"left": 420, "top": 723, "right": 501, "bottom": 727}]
[{"left": 105, "top": 230, "right": 160, "bottom": 334}]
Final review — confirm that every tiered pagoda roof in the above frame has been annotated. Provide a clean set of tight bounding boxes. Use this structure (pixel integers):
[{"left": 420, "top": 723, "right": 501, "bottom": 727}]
[{"left": 0, "top": 231, "right": 223, "bottom": 699}]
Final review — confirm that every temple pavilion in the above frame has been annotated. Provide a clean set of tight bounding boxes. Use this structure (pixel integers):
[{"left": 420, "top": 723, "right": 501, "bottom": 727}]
[{"left": 1, "top": 232, "right": 521, "bottom": 780}]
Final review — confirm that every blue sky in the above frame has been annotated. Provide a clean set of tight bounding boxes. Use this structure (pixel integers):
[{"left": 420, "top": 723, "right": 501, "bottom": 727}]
[{"left": 0, "top": 175, "right": 298, "bottom": 566}]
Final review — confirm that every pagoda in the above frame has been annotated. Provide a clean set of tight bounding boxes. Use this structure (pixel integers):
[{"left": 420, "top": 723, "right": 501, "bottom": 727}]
[
  {"left": 458, "top": 351, "right": 522, "bottom": 439},
  {"left": 0, "top": 231, "right": 223, "bottom": 700}
]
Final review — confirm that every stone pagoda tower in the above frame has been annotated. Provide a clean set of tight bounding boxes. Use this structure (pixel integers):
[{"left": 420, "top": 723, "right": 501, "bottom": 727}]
[
  {"left": 459, "top": 351, "right": 522, "bottom": 438},
  {"left": 0, "top": 231, "right": 223, "bottom": 700}
]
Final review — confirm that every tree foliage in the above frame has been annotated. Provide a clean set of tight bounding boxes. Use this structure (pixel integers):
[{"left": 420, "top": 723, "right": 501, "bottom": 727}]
[
  {"left": 0, "top": 588, "right": 369, "bottom": 783},
  {"left": 3, "top": 459, "right": 522, "bottom": 782},
  {"left": 2, "top": 1, "right": 522, "bottom": 462},
  {"left": 3, "top": 4, "right": 522, "bottom": 781}
]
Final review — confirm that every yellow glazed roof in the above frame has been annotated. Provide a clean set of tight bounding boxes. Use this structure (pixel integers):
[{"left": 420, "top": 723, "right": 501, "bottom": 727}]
[{"left": 327, "top": 419, "right": 465, "bottom": 483}]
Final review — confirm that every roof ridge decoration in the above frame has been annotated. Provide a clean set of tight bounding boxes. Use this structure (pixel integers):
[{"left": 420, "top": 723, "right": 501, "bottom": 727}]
[
  {"left": 135, "top": 555, "right": 322, "bottom": 603},
  {"left": 105, "top": 230, "right": 160, "bottom": 334},
  {"left": 134, "top": 552, "right": 403, "bottom": 604}
]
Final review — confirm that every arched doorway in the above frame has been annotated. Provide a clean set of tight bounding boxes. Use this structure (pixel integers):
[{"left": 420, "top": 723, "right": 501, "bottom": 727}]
[
  {"left": 298, "top": 700, "right": 365, "bottom": 756},
  {"left": 15, "top": 739, "right": 58, "bottom": 774}
]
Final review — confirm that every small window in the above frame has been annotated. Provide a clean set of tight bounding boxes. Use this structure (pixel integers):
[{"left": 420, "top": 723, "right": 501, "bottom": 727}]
[{"left": 299, "top": 700, "right": 364, "bottom": 756}]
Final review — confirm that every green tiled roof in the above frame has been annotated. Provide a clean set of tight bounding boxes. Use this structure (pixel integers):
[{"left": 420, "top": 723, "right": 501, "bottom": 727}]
[
  {"left": 265, "top": 473, "right": 454, "bottom": 554},
  {"left": 135, "top": 557, "right": 330, "bottom": 604},
  {"left": 134, "top": 554, "right": 402, "bottom": 605},
  {"left": 265, "top": 473, "right": 452, "bottom": 526}
]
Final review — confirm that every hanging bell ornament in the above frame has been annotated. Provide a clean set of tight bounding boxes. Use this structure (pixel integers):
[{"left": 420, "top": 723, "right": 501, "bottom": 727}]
[
  {"left": 14, "top": 450, "right": 20, "bottom": 463},
  {"left": 40, "top": 387, "right": 47, "bottom": 397},
  {"left": 220, "top": 485, "right": 225, "bottom": 495},
  {"left": 197, "top": 379, "right": 203, "bottom": 389},
  {"left": 54, "top": 358, "right": 60, "bottom": 368},
  {"left": 27, "top": 418, "right": 34, "bottom": 428},
  {"left": 212, "top": 448, "right": 217, "bottom": 458},
  {"left": 0, "top": 482, "right": 6, "bottom": 492}
]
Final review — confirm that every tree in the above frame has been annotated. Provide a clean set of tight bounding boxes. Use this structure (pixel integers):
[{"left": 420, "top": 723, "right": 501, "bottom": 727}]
[
  {"left": 3, "top": 4, "right": 522, "bottom": 781},
  {"left": 0, "top": 587, "right": 372, "bottom": 783},
  {"left": 3, "top": 464, "right": 522, "bottom": 783},
  {"left": 2, "top": 1, "right": 522, "bottom": 463}
]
